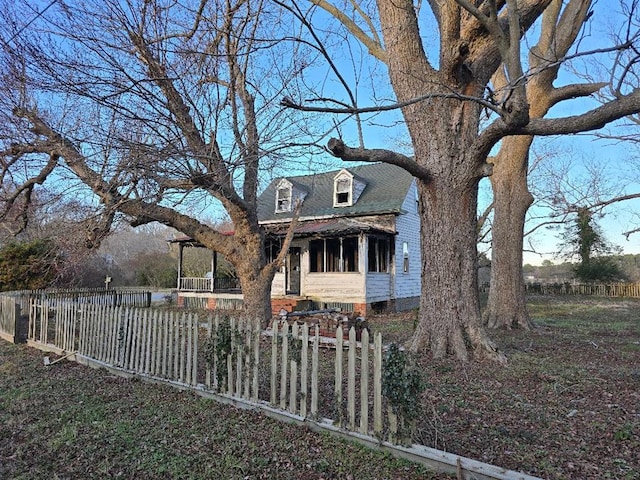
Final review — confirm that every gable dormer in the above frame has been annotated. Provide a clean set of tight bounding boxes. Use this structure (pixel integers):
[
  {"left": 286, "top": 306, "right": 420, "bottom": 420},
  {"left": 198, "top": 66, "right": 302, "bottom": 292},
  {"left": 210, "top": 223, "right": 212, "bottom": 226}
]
[
  {"left": 275, "top": 178, "right": 307, "bottom": 214},
  {"left": 333, "top": 169, "right": 366, "bottom": 207}
]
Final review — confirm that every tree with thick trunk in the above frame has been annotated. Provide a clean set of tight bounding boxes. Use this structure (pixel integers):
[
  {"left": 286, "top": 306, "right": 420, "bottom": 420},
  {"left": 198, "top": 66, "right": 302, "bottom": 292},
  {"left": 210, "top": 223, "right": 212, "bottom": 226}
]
[
  {"left": 485, "top": 0, "right": 612, "bottom": 329},
  {"left": 0, "top": 0, "right": 309, "bottom": 321},
  {"left": 285, "top": 0, "right": 640, "bottom": 360}
]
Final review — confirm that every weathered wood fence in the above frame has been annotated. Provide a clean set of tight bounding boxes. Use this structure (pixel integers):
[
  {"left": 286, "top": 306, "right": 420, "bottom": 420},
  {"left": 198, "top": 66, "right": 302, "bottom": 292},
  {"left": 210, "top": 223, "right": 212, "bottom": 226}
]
[
  {"left": 525, "top": 282, "right": 640, "bottom": 297},
  {"left": 11, "top": 298, "right": 402, "bottom": 443},
  {"left": 0, "top": 296, "right": 23, "bottom": 344},
  {"left": 0, "top": 293, "right": 542, "bottom": 480},
  {"left": 5, "top": 288, "right": 152, "bottom": 309},
  {"left": 478, "top": 281, "right": 640, "bottom": 297}
]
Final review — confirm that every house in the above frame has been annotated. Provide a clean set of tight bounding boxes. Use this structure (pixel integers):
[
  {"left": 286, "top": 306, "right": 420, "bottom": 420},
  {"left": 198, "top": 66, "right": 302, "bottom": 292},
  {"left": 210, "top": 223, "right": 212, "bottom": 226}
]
[{"left": 173, "top": 163, "right": 421, "bottom": 315}]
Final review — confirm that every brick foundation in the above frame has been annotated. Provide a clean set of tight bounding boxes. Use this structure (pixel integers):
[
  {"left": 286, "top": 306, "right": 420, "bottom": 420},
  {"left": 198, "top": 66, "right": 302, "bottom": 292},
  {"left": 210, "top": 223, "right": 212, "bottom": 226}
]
[{"left": 270, "top": 298, "right": 299, "bottom": 315}]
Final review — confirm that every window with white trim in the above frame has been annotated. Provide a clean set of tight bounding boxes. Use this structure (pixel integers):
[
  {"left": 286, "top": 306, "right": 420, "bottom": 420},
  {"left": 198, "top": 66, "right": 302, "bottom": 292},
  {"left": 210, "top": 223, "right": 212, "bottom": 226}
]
[
  {"left": 276, "top": 186, "right": 292, "bottom": 213},
  {"left": 403, "top": 242, "right": 409, "bottom": 273},
  {"left": 334, "top": 176, "right": 351, "bottom": 206}
]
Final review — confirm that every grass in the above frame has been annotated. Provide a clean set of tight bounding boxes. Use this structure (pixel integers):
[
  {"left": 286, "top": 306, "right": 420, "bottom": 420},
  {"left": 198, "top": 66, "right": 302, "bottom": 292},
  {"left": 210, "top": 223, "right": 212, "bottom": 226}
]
[
  {"left": 368, "top": 296, "right": 640, "bottom": 479},
  {"left": 0, "top": 341, "right": 444, "bottom": 480}
]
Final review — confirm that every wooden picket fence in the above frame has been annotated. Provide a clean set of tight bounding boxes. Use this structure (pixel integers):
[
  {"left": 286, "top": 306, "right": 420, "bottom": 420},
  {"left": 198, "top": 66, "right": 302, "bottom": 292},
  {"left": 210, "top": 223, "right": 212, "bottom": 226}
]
[
  {"left": 0, "top": 294, "right": 544, "bottom": 479},
  {"left": 5, "top": 288, "right": 152, "bottom": 309},
  {"left": 525, "top": 282, "right": 640, "bottom": 297},
  {"left": 17, "top": 298, "right": 403, "bottom": 444},
  {"left": 0, "top": 296, "right": 21, "bottom": 343}
]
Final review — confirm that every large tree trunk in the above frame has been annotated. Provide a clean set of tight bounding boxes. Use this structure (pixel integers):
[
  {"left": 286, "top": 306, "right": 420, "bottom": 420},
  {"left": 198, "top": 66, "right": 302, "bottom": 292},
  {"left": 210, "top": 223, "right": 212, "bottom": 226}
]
[
  {"left": 373, "top": 0, "right": 505, "bottom": 361},
  {"left": 484, "top": 137, "right": 534, "bottom": 329},
  {"left": 238, "top": 270, "right": 273, "bottom": 326},
  {"left": 409, "top": 163, "right": 504, "bottom": 362},
  {"left": 483, "top": 0, "right": 594, "bottom": 329}
]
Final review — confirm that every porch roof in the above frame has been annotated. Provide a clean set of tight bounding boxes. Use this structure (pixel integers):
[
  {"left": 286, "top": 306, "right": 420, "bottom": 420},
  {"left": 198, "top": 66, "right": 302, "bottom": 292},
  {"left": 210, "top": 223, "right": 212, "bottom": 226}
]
[{"left": 264, "top": 216, "right": 396, "bottom": 238}]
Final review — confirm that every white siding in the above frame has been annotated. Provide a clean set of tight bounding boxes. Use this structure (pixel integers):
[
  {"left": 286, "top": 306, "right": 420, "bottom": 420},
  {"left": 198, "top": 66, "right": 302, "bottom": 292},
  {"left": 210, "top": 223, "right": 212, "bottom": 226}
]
[
  {"left": 271, "top": 271, "right": 286, "bottom": 295},
  {"left": 298, "top": 238, "right": 366, "bottom": 303},
  {"left": 393, "top": 180, "right": 422, "bottom": 300},
  {"left": 366, "top": 272, "right": 394, "bottom": 303}
]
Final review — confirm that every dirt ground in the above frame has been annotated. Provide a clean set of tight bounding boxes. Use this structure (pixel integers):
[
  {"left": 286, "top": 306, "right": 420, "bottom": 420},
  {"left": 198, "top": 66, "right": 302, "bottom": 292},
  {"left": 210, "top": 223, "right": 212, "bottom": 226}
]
[{"left": 367, "top": 296, "right": 640, "bottom": 479}]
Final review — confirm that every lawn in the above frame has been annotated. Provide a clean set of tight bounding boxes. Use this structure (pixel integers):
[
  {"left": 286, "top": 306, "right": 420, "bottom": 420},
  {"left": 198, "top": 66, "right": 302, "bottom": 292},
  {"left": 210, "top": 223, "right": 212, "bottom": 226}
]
[
  {"left": 0, "top": 342, "right": 441, "bottom": 479},
  {"left": 1, "top": 295, "right": 639, "bottom": 479},
  {"left": 368, "top": 296, "right": 640, "bottom": 479}
]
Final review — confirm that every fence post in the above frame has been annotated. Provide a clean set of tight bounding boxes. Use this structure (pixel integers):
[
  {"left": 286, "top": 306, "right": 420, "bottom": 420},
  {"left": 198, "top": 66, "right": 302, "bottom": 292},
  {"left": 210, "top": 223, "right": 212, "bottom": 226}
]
[{"left": 15, "top": 303, "right": 28, "bottom": 344}]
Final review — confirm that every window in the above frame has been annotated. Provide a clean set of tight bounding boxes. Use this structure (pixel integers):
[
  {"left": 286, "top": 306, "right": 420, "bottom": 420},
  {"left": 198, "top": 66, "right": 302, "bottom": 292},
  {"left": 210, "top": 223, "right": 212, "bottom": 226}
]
[
  {"left": 403, "top": 242, "right": 409, "bottom": 273},
  {"left": 276, "top": 186, "right": 291, "bottom": 213},
  {"left": 309, "top": 237, "right": 359, "bottom": 272},
  {"left": 335, "top": 177, "right": 351, "bottom": 206},
  {"left": 265, "top": 239, "right": 282, "bottom": 263},
  {"left": 310, "top": 240, "right": 323, "bottom": 272},
  {"left": 368, "top": 236, "right": 390, "bottom": 273},
  {"left": 342, "top": 237, "right": 359, "bottom": 272}
]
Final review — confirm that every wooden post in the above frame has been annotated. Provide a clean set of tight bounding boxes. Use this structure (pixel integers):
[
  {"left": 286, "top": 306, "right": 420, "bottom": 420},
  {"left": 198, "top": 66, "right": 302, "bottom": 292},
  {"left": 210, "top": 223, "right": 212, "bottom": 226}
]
[
  {"left": 373, "top": 332, "right": 383, "bottom": 438},
  {"left": 300, "top": 323, "right": 309, "bottom": 417},
  {"left": 289, "top": 322, "right": 299, "bottom": 414},
  {"left": 348, "top": 327, "right": 356, "bottom": 431},
  {"left": 179, "top": 313, "right": 187, "bottom": 382},
  {"left": 205, "top": 315, "right": 212, "bottom": 388},
  {"left": 270, "top": 319, "right": 278, "bottom": 405},
  {"left": 252, "top": 319, "right": 260, "bottom": 402},
  {"left": 335, "top": 325, "right": 343, "bottom": 428},
  {"left": 213, "top": 315, "right": 219, "bottom": 391},
  {"left": 186, "top": 313, "right": 193, "bottom": 385},
  {"left": 191, "top": 314, "right": 198, "bottom": 386},
  {"left": 235, "top": 318, "right": 242, "bottom": 396},
  {"left": 279, "top": 322, "right": 289, "bottom": 410},
  {"left": 311, "top": 325, "right": 319, "bottom": 418},
  {"left": 360, "top": 328, "right": 369, "bottom": 435}
]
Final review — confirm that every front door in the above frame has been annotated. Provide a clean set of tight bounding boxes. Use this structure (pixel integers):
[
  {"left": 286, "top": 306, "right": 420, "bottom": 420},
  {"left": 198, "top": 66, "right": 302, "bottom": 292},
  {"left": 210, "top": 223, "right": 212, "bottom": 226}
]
[{"left": 287, "top": 247, "right": 301, "bottom": 295}]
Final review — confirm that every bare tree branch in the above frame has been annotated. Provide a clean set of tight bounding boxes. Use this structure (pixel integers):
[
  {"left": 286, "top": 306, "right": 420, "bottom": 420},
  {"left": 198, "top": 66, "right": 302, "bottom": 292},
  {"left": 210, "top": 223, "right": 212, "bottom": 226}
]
[{"left": 326, "top": 138, "right": 431, "bottom": 181}]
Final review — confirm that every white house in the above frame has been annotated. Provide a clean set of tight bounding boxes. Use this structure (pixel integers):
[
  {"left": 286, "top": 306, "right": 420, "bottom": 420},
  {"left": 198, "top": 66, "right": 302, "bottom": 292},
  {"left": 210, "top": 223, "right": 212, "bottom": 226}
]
[{"left": 174, "top": 163, "right": 421, "bottom": 315}]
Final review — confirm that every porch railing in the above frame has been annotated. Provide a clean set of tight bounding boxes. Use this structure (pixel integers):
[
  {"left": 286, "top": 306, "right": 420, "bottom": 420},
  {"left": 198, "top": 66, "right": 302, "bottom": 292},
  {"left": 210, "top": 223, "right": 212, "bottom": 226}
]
[{"left": 178, "top": 277, "right": 241, "bottom": 292}]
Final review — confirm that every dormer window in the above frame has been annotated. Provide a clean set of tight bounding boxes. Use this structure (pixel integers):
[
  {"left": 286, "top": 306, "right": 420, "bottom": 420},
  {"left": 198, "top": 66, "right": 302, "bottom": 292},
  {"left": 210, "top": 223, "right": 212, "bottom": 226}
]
[
  {"left": 276, "top": 187, "right": 291, "bottom": 212},
  {"left": 333, "top": 169, "right": 366, "bottom": 208},
  {"left": 335, "top": 177, "right": 351, "bottom": 205},
  {"left": 275, "top": 180, "right": 292, "bottom": 213},
  {"left": 274, "top": 178, "right": 306, "bottom": 214}
]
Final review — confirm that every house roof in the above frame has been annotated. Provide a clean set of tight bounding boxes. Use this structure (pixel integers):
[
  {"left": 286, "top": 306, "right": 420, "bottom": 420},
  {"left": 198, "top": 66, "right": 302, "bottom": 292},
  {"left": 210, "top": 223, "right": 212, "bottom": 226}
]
[{"left": 258, "top": 163, "right": 414, "bottom": 223}]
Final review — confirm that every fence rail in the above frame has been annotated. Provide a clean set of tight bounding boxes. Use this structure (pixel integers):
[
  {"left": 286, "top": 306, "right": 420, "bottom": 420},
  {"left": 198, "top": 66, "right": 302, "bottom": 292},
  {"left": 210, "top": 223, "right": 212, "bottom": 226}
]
[{"left": 178, "top": 277, "right": 241, "bottom": 292}]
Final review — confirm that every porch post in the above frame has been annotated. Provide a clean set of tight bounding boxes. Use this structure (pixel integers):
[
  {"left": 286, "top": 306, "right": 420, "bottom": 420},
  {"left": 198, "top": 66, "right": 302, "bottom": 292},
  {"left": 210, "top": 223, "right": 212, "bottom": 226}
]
[
  {"left": 177, "top": 243, "right": 183, "bottom": 290},
  {"left": 211, "top": 251, "right": 217, "bottom": 292}
]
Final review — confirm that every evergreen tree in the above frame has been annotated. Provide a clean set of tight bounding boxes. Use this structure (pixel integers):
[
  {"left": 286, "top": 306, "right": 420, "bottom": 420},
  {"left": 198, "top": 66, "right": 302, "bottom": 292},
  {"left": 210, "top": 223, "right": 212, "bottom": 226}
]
[
  {"left": 561, "top": 208, "right": 626, "bottom": 283},
  {"left": 0, "top": 239, "right": 61, "bottom": 291}
]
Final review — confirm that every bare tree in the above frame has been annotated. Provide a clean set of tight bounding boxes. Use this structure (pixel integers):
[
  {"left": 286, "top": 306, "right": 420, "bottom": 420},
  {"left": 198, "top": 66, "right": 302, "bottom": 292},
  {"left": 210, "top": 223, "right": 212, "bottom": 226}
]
[
  {"left": 485, "top": 0, "right": 640, "bottom": 329},
  {"left": 282, "top": 0, "right": 640, "bottom": 360},
  {"left": 0, "top": 0, "right": 314, "bottom": 319}
]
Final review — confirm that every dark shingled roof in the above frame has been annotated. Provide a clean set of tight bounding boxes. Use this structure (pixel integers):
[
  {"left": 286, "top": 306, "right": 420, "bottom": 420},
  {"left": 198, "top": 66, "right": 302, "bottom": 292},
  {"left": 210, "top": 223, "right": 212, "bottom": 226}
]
[{"left": 257, "top": 163, "right": 414, "bottom": 223}]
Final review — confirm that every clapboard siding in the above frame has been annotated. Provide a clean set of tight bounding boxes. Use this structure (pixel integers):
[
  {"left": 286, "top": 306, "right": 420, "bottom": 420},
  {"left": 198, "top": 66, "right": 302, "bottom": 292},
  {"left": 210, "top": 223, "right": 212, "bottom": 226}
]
[{"left": 393, "top": 180, "right": 422, "bottom": 300}]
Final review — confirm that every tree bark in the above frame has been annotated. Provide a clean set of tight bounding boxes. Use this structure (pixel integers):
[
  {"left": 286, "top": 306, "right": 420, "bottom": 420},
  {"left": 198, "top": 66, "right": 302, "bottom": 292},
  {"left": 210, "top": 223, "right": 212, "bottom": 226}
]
[
  {"left": 484, "top": 0, "right": 595, "bottom": 329},
  {"left": 373, "top": 0, "right": 505, "bottom": 361},
  {"left": 411, "top": 173, "right": 504, "bottom": 361},
  {"left": 484, "top": 137, "right": 534, "bottom": 329}
]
